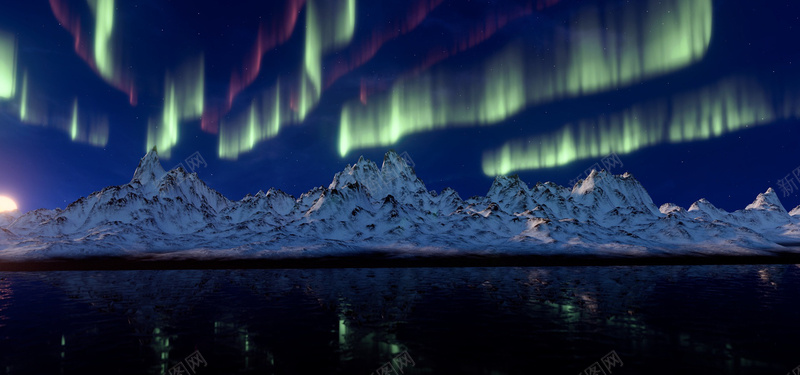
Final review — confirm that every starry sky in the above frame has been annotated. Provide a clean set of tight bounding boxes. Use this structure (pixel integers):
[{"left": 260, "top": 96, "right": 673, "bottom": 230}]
[{"left": 1, "top": 0, "right": 800, "bottom": 213}]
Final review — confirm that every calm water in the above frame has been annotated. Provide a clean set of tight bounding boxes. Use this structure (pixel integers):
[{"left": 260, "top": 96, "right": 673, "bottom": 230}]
[{"left": 0, "top": 265, "right": 799, "bottom": 374}]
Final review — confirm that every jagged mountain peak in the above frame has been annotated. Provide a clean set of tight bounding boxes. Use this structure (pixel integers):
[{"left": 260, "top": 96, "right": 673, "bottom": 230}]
[
  {"left": 329, "top": 150, "right": 426, "bottom": 201},
  {"left": 531, "top": 181, "right": 569, "bottom": 194},
  {"left": 484, "top": 175, "right": 534, "bottom": 213},
  {"left": 161, "top": 167, "right": 191, "bottom": 184},
  {"left": 439, "top": 187, "right": 460, "bottom": 197},
  {"left": 689, "top": 198, "right": 717, "bottom": 211},
  {"left": 687, "top": 198, "right": 732, "bottom": 222},
  {"left": 488, "top": 175, "right": 529, "bottom": 197},
  {"left": 7, "top": 149, "right": 800, "bottom": 259},
  {"left": 380, "top": 150, "right": 420, "bottom": 185},
  {"left": 572, "top": 169, "right": 603, "bottom": 194},
  {"left": 572, "top": 169, "right": 639, "bottom": 194},
  {"left": 131, "top": 147, "right": 167, "bottom": 185},
  {"left": 128, "top": 150, "right": 229, "bottom": 210},
  {"left": 568, "top": 169, "right": 659, "bottom": 215},
  {"left": 659, "top": 203, "right": 686, "bottom": 215},
  {"left": 265, "top": 187, "right": 292, "bottom": 198},
  {"left": 382, "top": 149, "right": 402, "bottom": 162},
  {"left": 745, "top": 188, "right": 787, "bottom": 212},
  {"left": 329, "top": 157, "right": 379, "bottom": 190}
]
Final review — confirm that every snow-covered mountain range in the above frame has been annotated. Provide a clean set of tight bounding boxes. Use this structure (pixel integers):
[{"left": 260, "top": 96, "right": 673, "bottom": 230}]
[{"left": 2, "top": 148, "right": 800, "bottom": 260}]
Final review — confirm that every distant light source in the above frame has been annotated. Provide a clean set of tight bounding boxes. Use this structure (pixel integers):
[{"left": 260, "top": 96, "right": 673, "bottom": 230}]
[{"left": 0, "top": 196, "right": 17, "bottom": 212}]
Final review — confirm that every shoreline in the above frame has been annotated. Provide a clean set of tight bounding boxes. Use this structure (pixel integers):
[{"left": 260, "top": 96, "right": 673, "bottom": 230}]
[{"left": 2, "top": 251, "right": 800, "bottom": 271}]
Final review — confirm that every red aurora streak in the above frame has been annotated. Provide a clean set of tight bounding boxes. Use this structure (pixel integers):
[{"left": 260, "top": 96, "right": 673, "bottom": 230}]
[
  {"left": 359, "top": 78, "right": 369, "bottom": 104},
  {"left": 324, "top": 0, "right": 443, "bottom": 90},
  {"left": 361, "top": 0, "right": 561, "bottom": 102},
  {"left": 49, "top": 0, "right": 137, "bottom": 105},
  {"left": 200, "top": 0, "right": 306, "bottom": 134},
  {"left": 410, "top": 1, "right": 539, "bottom": 77},
  {"left": 227, "top": 0, "right": 305, "bottom": 108},
  {"left": 209, "top": 0, "right": 438, "bottom": 133},
  {"left": 51, "top": 0, "right": 562, "bottom": 135},
  {"left": 199, "top": 0, "right": 306, "bottom": 133},
  {"left": 536, "top": 0, "right": 561, "bottom": 11}
]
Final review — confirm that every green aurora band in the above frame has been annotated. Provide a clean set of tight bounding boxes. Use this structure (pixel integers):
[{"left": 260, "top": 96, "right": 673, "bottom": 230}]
[
  {"left": 0, "top": 7, "right": 110, "bottom": 148},
  {"left": 87, "top": 0, "right": 115, "bottom": 82},
  {"left": 338, "top": 0, "right": 712, "bottom": 157},
  {"left": 15, "top": 68, "right": 109, "bottom": 147},
  {"left": 0, "top": 30, "right": 17, "bottom": 99},
  {"left": 217, "top": 0, "right": 356, "bottom": 160},
  {"left": 19, "top": 69, "right": 27, "bottom": 121},
  {"left": 146, "top": 55, "right": 205, "bottom": 158},
  {"left": 481, "top": 76, "right": 779, "bottom": 175},
  {"left": 70, "top": 99, "right": 79, "bottom": 141},
  {"left": 298, "top": 0, "right": 356, "bottom": 121},
  {"left": 68, "top": 98, "right": 109, "bottom": 147},
  {"left": 218, "top": 81, "right": 286, "bottom": 160}
]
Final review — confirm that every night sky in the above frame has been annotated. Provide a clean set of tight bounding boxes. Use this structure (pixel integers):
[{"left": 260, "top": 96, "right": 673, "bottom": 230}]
[{"left": 1, "top": 0, "right": 800, "bottom": 213}]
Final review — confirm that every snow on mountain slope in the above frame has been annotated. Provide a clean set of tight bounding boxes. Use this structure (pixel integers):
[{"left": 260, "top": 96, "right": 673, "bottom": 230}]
[
  {"left": 7, "top": 149, "right": 230, "bottom": 241},
  {"left": 331, "top": 153, "right": 426, "bottom": 195},
  {"left": 735, "top": 188, "right": 793, "bottom": 228},
  {"left": 0, "top": 211, "right": 18, "bottom": 228},
  {"left": 1, "top": 149, "right": 800, "bottom": 260},
  {"left": 131, "top": 147, "right": 167, "bottom": 187},
  {"left": 681, "top": 188, "right": 800, "bottom": 241},
  {"left": 570, "top": 171, "right": 661, "bottom": 220}
]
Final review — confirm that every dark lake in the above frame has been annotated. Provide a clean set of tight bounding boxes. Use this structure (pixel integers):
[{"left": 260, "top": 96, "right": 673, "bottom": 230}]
[{"left": 0, "top": 265, "right": 799, "bottom": 374}]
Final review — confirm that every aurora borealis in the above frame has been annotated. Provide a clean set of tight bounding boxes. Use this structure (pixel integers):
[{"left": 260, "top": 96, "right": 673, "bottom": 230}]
[
  {"left": 0, "top": 29, "right": 17, "bottom": 100},
  {"left": 482, "top": 76, "right": 779, "bottom": 175},
  {"left": 339, "top": 0, "right": 712, "bottom": 157},
  {"left": 0, "top": 0, "right": 799, "bottom": 214}
]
